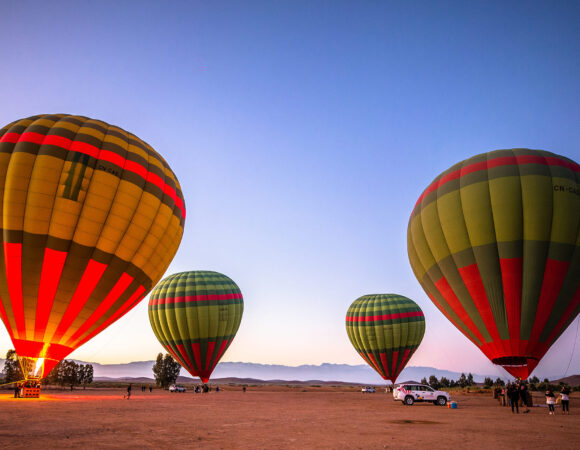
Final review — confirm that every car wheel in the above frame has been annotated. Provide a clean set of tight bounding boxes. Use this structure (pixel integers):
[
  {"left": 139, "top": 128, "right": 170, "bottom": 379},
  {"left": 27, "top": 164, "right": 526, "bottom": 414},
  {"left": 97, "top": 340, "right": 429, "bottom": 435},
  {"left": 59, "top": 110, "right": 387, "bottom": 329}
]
[
  {"left": 404, "top": 396, "right": 414, "bottom": 406},
  {"left": 437, "top": 396, "right": 447, "bottom": 406}
]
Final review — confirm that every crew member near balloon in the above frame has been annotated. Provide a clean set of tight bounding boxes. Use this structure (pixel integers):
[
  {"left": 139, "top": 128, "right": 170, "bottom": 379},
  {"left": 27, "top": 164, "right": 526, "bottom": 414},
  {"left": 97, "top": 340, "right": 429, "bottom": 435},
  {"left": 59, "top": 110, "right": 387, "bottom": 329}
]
[
  {"left": 408, "top": 148, "right": 580, "bottom": 379},
  {"left": 148, "top": 271, "right": 244, "bottom": 383},
  {"left": 346, "top": 294, "right": 425, "bottom": 384},
  {"left": 0, "top": 114, "right": 185, "bottom": 385}
]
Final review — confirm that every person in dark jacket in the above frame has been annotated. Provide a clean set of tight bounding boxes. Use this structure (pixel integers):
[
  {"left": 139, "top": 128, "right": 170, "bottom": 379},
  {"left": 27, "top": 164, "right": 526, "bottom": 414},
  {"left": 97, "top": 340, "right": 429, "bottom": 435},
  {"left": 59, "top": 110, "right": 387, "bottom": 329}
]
[
  {"left": 508, "top": 384, "right": 519, "bottom": 413},
  {"left": 560, "top": 387, "right": 570, "bottom": 415},
  {"left": 519, "top": 381, "right": 530, "bottom": 413}
]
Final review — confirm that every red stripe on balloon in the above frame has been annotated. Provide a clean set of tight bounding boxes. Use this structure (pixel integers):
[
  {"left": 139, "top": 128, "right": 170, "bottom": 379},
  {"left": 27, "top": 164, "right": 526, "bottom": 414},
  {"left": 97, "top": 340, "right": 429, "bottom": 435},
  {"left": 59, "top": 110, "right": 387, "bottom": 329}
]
[
  {"left": 346, "top": 311, "right": 424, "bottom": 322},
  {"left": 366, "top": 352, "right": 384, "bottom": 379},
  {"left": 529, "top": 259, "right": 569, "bottom": 346},
  {"left": 171, "top": 344, "right": 190, "bottom": 372},
  {"left": 413, "top": 153, "right": 580, "bottom": 210},
  {"left": 3, "top": 242, "right": 25, "bottom": 338},
  {"left": 192, "top": 342, "right": 202, "bottom": 374},
  {"left": 379, "top": 352, "right": 389, "bottom": 378},
  {"left": 433, "top": 276, "right": 486, "bottom": 345},
  {"left": 44, "top": 134, "right": 77, "bottom": 151},
  {"left": 51, "top": 259, "right": 107, "bottom": 341},
  {"left": 72, "top": 286, "right": 146, "bottom": 349},
  {"left": 205, "top": 341, "right": 216, "bottom": 371},
  {"left": 151, "top": 293, "right": 243, "bottom": 305},
  {"left": 499, "top": 258, "right": 523, "bottom": 355},
  {"left": 390, "top": 350, "right": 399, "bottom": 380},
  {"left": 458, "top": 263, "right": 502, "bottom": 345},
  {"left": 1, "top": 131, "right": 185, "bottom": 219},
  {"left": 65, "top": 273, "right": 134, "bottom": 346},
  {"left": 35, "top": 248, "right": 68, "bottom": 341}
]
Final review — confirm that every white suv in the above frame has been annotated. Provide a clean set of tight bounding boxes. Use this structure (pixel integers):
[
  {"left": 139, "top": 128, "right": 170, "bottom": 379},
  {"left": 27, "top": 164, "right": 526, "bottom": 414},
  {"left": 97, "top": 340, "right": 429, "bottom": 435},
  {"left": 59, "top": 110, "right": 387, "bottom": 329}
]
[
  {"left": 169, "top": 384, "right": 186, "bottom": 393},
  {"left": 393, "top": 384, "right": 449, "bottom": 406}
]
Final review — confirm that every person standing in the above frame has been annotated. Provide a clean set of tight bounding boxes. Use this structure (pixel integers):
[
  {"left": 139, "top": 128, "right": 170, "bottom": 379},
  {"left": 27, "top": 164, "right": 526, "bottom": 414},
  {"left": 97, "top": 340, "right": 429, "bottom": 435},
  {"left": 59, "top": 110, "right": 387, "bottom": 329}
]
[
  {"left": 127, "top": 383, "right": 132, "bottom": 400},
  {"left": 508, "top": 384, "right": 519, "bottom": 414},
  {"left": 546, "top": 390, "right": 556, "bottom": 415},
  {"left": 560, "top": 387, "right": 570, "bottom": 415},
  {"left": 519, "top": 381, "right": 530, "bottom": 413}
]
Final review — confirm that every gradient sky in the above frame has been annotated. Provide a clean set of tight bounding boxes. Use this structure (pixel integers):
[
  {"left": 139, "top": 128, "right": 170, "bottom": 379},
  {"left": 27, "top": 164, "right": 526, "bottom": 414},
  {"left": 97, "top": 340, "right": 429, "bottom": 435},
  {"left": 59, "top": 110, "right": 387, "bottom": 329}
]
[{"left": 0, "top": 1, "right": 579, "bottom": 379}]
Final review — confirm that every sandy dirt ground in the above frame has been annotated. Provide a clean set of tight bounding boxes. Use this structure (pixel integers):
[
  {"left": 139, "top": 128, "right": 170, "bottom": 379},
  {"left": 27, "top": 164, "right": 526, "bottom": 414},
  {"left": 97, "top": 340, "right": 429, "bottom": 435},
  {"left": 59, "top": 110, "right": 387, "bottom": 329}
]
[{"left": 0, "top": 387, "right": 578, "bottom": 449}]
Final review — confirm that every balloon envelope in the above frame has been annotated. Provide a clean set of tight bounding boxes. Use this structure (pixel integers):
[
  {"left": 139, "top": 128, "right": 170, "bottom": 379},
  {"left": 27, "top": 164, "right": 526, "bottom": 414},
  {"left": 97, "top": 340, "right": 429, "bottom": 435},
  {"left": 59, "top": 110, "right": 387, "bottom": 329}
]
[
  {"left": 346, "top": 294, "right": 425, "bottom": 383},
  {"left": 148, "top": 271, "right": 244, "bottom": 383},
  {"left": 0, "top": 114, "right": 185, "bottom": 377},
  {"left": 407, "top": 148, "right": 580, "bottom": 379}
]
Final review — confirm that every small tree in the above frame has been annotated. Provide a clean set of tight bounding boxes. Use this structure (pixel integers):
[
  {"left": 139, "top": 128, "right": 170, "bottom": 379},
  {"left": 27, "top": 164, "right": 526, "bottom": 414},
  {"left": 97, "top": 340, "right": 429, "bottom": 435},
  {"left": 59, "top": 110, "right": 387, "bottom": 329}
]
[
  {"left": 152, "top": 353, "right": 181, "bottom": 389},
  {"left": 440, "top": 376, "right": 450, "bottom": 388},
  {"left": 494, "top": 377, "right": 505, "bottom": 387},
  {"left": 61, "top": 360, "right": 79, "bottom": 389},
  {"left": 483, "top": 377, "right": 493, "bottom": 389},
  {"left": 458, "top": 373, "right": 468, "bottom": 388},
  {"left": 467, "top": 373, "right": 474, "bottom": 386},
  {"left": 77, "top": 364, "right": 94, "bottom": 389},
  {"left": 2, "top": 349, "right": 23, "bottom": 384},
  {"left": 428, "top": 375, "right": 440, "bottom": 389},
  {"left": 420, "top": 377, "right": 428, "bottom": 385}
]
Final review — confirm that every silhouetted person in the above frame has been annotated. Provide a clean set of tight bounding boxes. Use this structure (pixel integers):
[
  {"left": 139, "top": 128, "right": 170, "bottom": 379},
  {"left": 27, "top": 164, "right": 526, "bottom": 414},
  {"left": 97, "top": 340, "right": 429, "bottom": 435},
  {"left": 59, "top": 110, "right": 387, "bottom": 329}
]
[
  {"left": 560, "top": 387, "right": 570, "bottom": 415},
  {"left": 127, "top": 383, "right": 132, "bottom": 400},
  {"left": 14, "top": 383, "right": 20, "bottom": 398},
  {"left": 508, "top": 384, "right": 519, "bottom": 413},
  {"left": 149, "top": 385, "right": 153, "bottom": 393},
  {"left": 242, "top": 386, "right": 246, "bottom": 393}
]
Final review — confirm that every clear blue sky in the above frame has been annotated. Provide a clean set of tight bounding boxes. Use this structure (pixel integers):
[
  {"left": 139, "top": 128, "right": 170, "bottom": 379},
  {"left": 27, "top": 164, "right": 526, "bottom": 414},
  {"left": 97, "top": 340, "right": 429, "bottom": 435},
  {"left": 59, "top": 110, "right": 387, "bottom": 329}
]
[{"left": 0, "top": 1, "right": 579, "bottom": 378}]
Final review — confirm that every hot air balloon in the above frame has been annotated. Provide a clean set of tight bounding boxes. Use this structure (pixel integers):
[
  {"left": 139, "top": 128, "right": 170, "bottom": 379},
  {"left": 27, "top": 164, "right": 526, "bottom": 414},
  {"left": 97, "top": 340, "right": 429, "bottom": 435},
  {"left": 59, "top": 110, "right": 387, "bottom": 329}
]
[
  {"left": 148, "top": 271, "right": 244, "bottom": 383},
  {"left": 0, "top": 114, "right": 185, "bottom": 381},
  {"left": 346, "top": 294, "right": 425, "bottom": 383},
  {"left": 407, "top": 148, "right": 580, "bottom": 379}
]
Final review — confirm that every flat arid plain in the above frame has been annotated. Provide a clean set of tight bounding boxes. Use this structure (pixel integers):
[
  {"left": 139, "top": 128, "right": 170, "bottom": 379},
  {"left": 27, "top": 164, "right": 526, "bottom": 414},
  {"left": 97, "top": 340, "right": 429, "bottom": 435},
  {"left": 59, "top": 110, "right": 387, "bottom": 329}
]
[{"left": 0, "top": 387, "right": 578, "bottom": 449}]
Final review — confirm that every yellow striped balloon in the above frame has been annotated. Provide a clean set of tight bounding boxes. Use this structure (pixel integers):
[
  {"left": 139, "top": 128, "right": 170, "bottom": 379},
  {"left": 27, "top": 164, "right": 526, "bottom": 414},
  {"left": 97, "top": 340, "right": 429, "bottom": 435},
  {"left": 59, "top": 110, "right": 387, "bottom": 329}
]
[{"left": 0, "top": 114, "right": 185, "bottom": 378}]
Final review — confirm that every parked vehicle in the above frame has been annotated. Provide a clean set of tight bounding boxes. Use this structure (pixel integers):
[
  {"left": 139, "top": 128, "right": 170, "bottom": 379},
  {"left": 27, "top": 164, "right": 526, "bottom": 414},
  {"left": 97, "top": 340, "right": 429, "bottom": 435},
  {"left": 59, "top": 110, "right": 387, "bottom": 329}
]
[
  {"left": 361, "top": 386, "right": 376, "bottom": 393},
  {"left": 393, "top": 384, "right": 449, "bottom": 406},
  {"left": 169, "top": 384, "right": 187, "bottom": 393}
]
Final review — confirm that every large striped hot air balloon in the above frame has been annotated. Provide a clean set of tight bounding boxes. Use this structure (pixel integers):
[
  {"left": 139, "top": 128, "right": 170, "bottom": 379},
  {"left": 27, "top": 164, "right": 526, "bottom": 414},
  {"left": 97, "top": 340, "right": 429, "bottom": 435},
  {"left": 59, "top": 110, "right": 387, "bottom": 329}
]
[
  {"left": 148, "top": 271, "right": 244, "bottom": 383},
  {"left": 346, "top": 294, "right": 425, "bottom": 383},
  {"left": 0, "top": 114, "right": 185, "bottom": 380},
  {"left": 408, "top": 148, "right": 580, "bottom": 379}
]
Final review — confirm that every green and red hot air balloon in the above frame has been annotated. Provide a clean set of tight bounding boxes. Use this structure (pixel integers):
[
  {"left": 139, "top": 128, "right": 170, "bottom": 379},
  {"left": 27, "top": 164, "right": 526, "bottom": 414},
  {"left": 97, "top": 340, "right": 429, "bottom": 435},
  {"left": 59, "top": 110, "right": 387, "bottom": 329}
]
[
  {"left": 148, "top": 271, "right": 244, "bottom": 383},
  {"left": 346, "top": 294, "right": 425, "bottom": 383},
  {"left": 408, "top": 148, "right": 580, "bottom": 379}
]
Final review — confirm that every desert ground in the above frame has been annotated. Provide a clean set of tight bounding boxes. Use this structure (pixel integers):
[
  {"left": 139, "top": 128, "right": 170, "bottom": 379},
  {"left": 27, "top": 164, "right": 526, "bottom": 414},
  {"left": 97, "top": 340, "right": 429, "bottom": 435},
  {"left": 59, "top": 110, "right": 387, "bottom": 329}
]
[{"left": 0, "top": 386, "right": 578, "bottom": 449}]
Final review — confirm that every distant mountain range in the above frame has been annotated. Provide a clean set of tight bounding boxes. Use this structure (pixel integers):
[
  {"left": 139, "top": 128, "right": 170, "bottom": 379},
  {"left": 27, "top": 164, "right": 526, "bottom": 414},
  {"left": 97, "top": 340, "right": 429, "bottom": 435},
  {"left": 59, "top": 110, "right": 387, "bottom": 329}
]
[
  {"left": 27, "top": 360, "right": 502, "bottom": 384},
  {"left": 1, "top": 359, "right": 575, "bottom": 384}
]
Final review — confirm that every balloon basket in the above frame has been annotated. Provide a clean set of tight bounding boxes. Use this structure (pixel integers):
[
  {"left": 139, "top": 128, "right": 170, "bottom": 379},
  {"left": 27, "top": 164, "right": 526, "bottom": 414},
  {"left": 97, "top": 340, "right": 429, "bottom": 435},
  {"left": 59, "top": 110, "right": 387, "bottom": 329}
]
[{"left": 20, "top": 379, "right": 41, "bottom": 398}]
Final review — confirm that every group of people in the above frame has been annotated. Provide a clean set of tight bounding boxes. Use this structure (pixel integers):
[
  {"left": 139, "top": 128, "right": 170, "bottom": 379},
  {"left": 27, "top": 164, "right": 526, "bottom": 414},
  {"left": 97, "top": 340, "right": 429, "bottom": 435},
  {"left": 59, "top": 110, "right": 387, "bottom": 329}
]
[
  {"left": 495, "top": 380, "right": 572, "bottom": 415},
  {"left": 124, "top": 384, "right": 153, "bottom": 399},
  {"left": 545, "top": 387, "right": 571, "bottom": 415}
]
